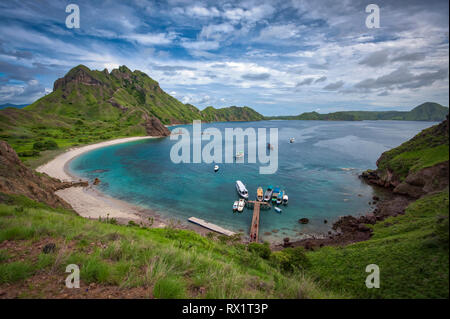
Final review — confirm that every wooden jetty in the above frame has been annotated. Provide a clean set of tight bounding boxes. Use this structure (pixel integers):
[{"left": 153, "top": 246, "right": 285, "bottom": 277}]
[
  {"left": 248, "top": 200, "right": 271, "bottom": 242},
  {"left": 188, "top": 217, "right": 236, "bottom": 236}
]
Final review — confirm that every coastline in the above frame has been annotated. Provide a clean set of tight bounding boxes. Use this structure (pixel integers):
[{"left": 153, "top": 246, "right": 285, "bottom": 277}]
[
  {"left": 36, "top": 136, "right": 217, "bottom": 235},
  {"left": 36, "top": 137, "right": 165, "bottom": 226}
]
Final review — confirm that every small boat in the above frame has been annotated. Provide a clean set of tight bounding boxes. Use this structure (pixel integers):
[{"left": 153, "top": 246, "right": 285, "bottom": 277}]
[
  {"left": 274, "top": 207, "right": 282, "bottom": 213},
  {"left": 236, "top": 180, "right": 249, "bottom": 199},
  {"left": 234, "top": 151, "right": 244, "bottom": 159},
  {"left": 282, "top": 192, "right": 288, "bottom": 205},
  {"left": 214, "top": 165, "right": 219, "bottom": 172},
  {"left": 233, "top": 201, "right": 239, "bottom": 212},
  {"left": 271, "top": 187, "right": 280, "bottom": 203},
  {"left": 289, "top": 137, "right": 295, "bottom": 143},
  {"left": 276, "top": 191, "right": 283, "bottom": 205},
  {"left": 267, "top": 143, "right": 273, "bottom": 150},
  {"left": 257, "top": 187, "right": 264, "bottom": 202},
  {"left": 264, "top": 185, "right": 273, "bottom": 202},
  {"left": 237, "top": 199, "right": 246, "bottom": 212}
]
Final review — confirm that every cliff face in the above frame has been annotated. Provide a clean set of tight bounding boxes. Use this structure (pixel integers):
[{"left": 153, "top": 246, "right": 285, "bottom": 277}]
[
  {"left": 0, "top": 140, "right": 84, "bottom": 209},
  {"left": 362, "top": 116, "right": 449, "bottom": 198}
]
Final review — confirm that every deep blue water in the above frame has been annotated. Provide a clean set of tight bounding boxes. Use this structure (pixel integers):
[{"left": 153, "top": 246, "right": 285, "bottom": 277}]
[{"left": 69, "top": 120, "right": 436, "bottom": 241}]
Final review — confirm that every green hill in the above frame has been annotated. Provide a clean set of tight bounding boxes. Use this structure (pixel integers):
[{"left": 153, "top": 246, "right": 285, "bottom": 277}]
[
  {"left": 0, "top": 65, "right": 264, "bottom": 165},
  {"left": 308, "top": 117, "right": 449, "bottom": 298},
  {"left": 201, "top": 106, "right": 265, "bottom": 122},
  {"left": 267, "top": 102, "right": 449, "bottom": 121}
]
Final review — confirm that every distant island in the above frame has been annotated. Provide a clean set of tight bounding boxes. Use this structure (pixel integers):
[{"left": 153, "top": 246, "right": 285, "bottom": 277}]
[
  {"left": 266, "top": 102, "right": 449, "bottom": 122},
  {"left": 0, "top": 103, "right": 28, "bottom": 110}
]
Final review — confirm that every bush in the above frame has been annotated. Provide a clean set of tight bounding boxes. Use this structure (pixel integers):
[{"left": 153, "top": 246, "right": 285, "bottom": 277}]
[
  {"left": 248, "top": 242, "right": 271, "bottom": 259},
  {"left": 271, "top": 247, "right": 310, "bottom": 272},
  {"left": 33, "top": 140, "right": 58, "bottom": 151},
  {"left": 18, "top": 150, "right": 40, "bottom": 157},
  {"left": 81, "top": 258, "right": 110, "bottom": 283},
  {"left": 32, "top": 141, "right": 44, "bottom": 150},
  {"left": 435, "top": 215, "right": 449, "bottom": 245},
  {"left": 43, "top": 140, "right": 58, "bottom": 150},
  {"left": 153, "top": 276, "right": 187, "bottom": 299}
]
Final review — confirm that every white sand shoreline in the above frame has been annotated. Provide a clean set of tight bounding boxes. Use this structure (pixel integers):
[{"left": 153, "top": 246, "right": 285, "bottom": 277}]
[{"left": 36, "top": 136, "right": 170, "bottom": 225}]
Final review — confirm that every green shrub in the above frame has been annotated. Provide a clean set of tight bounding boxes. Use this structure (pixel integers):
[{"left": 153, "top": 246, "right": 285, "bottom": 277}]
[
  {"left": 248, "top": 242, "right": 271, "bottom": 259},
  {"left": 43, "top": 140, "right": 58, "bottom": 150},
  {"left": 33, "top": 141, "right": 44, "bottom": 150},
  {"left": 18, "top": 150, "right": 40, "bottom": 157},
  {"left": 0, "top": 249, "right": 10, "bottom": 262},
  {"left": 81, "top": 257, "right": 111, "bottom": 284},
  {"left": 153, "top": 276, "right": 187, "bottom": 299},
  {"left": 271, "top": 247, "right": 310, "bottom": 272},
  {"left": 435, "top": 215, "right": 449, "bottom": 245},
  {"left": 33, "top": 140, "right": 58, "bottom": 151}
]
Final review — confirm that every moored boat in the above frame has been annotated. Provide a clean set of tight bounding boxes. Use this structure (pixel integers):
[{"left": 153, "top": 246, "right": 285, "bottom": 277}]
[
  {"left": 236, "top": 180, "right": 249, "bottom": 199},
  {"left": 282, "top": 192, "right": 288, "bottom": 205},
  {"left": 234, "top": 151, "right": 244, "bottom": 159},
  {"left": 271, "top": 187, "right": 280, "bottom": 203},
  {"left": 264, "top": 185, "right": 273, "bottom": 202},
  {"left": 276, "top": 190, "right": 283, "bottom": 205},
  {"left": 237, "top": 199, "right": 246, "bottom": 212},
  {"left": 233, "top": 201, "right": 239, "bottom": 212},
  {"left": 257, "top": 187, "right": 264, "bottom": 201}
]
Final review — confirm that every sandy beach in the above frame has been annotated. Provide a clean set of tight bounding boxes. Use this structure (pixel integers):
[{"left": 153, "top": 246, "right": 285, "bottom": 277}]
[{"left": 36, "top": 136, "right": 169, "bottom": 226}]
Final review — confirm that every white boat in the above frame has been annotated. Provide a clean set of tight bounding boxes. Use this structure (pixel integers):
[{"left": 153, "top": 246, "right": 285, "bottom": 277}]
[
  {"left": 237, "top": 199, "right": 246, "bottom": 212},
  {"left": 264, "top": 186, "right": 273, "bottom": 202},
  {"left": 214, "top": 165, "right": 219, "bottom": 172},
  {"left": 289, "top": 137, "right": 295, "bottom": 143},
  {"left": 234, "top": 151, "right": 244, "bottom": 159},
  {"left": 276, "top": 191, "right": 283, "bottom": 205},
  {"left": 274, "top": 207, "right": 282, "bottom": 213},
  {"left": 232, "top": 201, "right": 239, "bottom": 212},
  {"left": 282, "top": 193, "right": 288, "bottom": 205},
  {"left": 235, "top": 180, "right": 249, "bottom": 199}
]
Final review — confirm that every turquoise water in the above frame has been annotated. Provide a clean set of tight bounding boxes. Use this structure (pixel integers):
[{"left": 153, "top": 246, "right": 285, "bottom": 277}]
[{"left": 69, "top": 120, "right": 436, "bottom": 242}]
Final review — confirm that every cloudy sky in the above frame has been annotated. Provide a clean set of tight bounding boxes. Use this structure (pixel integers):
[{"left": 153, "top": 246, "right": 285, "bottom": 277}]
[{"left": 0, "top": 0, "right": 448, "bottom": 115}]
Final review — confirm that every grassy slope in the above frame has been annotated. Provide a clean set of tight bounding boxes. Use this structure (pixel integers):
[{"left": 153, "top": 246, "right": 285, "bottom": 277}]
[
  {"left": 307, "top": 190, "right": 449, "bottom": 298},
  {"left": 376, "top": 120, "right": 449, "bottom": 180},
  {"left": 0, "top": 193, "right": 337, "bottom": 299}
]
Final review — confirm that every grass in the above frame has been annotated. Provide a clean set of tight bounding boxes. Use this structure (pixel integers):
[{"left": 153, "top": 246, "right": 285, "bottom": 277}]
[
  {"left": 307, "top": 190, "right": 449, "bottom": 298},
  {"left": 377, "top": 120, "right": 448, "bottom": 181},
  {"left": 0, "top": 193, "right": 337, "bottom": 299}
]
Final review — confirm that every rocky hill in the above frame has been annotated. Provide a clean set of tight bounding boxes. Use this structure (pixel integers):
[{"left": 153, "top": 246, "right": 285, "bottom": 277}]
[
  {"left": 362, "top": 116, "right": 449, "bottom": 198},
  {"left": 0, "top": 140, "right": 86, "bottom": 209}
]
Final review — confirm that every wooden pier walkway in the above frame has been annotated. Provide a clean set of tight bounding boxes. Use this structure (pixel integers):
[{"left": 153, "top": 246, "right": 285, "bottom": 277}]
[
  {"left": 248, "top": 201, "right": 270, "bottom": 242},
  {"left": 188, "top": 217, "right": 236, "bottom": 236}
]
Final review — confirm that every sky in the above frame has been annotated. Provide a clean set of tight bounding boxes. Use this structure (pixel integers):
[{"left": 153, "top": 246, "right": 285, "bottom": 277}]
[{"left": 0, "top": 0, "right": 448, "bottom": 115}]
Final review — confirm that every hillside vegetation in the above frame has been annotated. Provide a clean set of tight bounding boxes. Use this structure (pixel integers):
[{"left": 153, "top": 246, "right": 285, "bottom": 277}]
[
  {"left": 0, "top": 193, "right": 337, "bottom": 299},
  {"left": 376, "top": 118, "right": 449, "bottom": 181},
  {"left": 308, "top": 190, "right": 449, "bottom": 298}
]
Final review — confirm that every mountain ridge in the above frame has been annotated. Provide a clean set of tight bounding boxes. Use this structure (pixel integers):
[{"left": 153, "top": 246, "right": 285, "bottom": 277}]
[{"left": 267, "top": 102, "right": 448, "bottom": 122}]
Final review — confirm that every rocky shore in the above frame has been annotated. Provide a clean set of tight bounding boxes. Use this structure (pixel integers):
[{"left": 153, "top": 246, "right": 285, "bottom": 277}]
[{"left": 282, "top": 116, "right": 449, "bottom": 251}]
